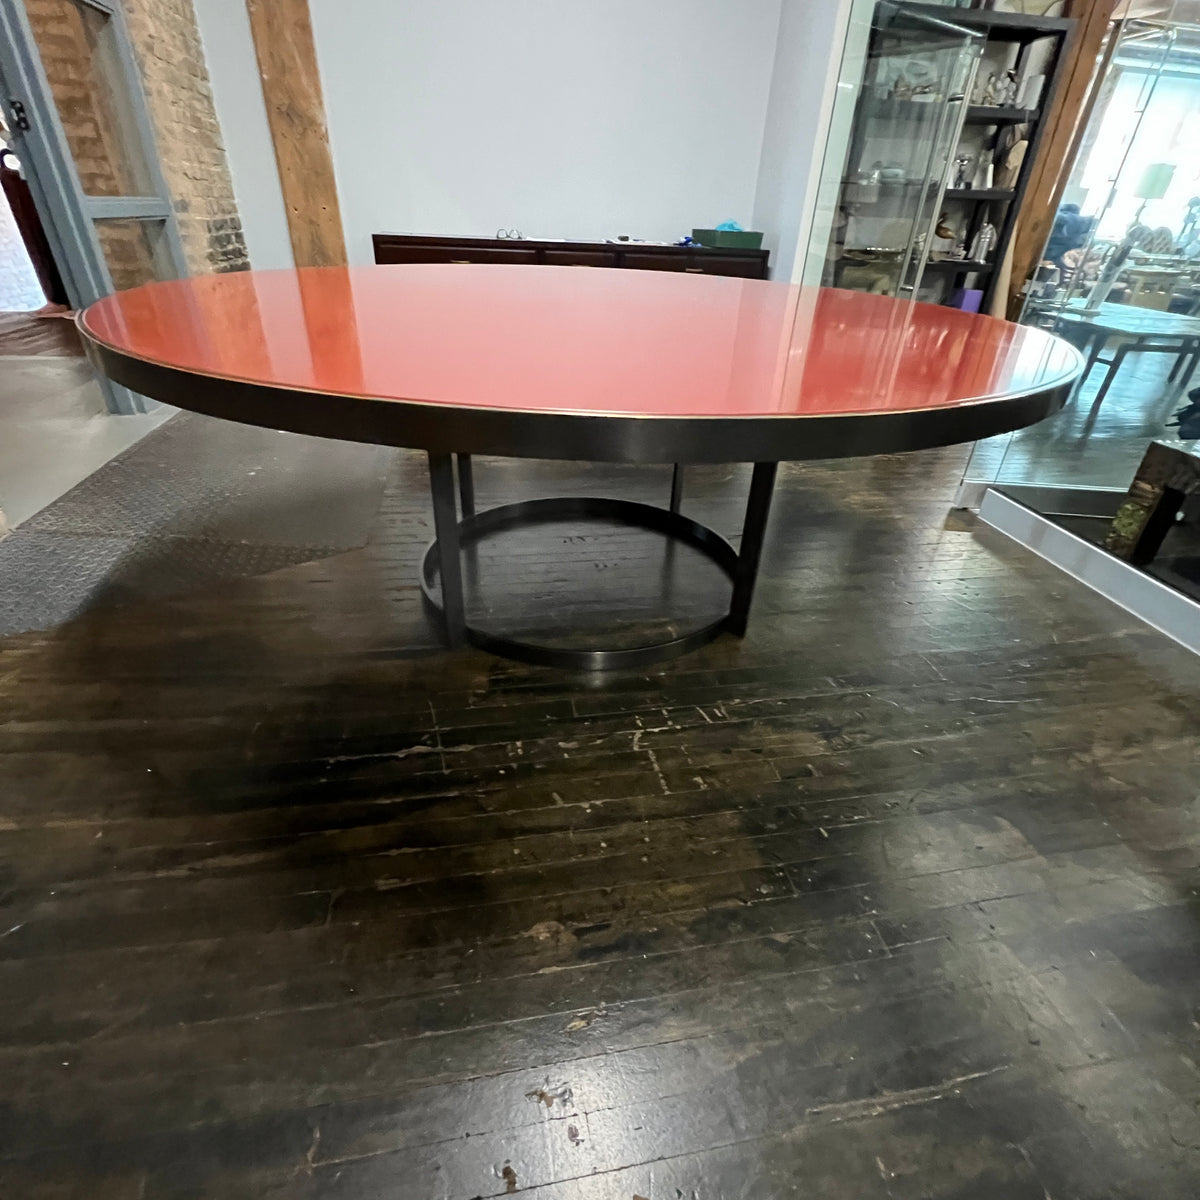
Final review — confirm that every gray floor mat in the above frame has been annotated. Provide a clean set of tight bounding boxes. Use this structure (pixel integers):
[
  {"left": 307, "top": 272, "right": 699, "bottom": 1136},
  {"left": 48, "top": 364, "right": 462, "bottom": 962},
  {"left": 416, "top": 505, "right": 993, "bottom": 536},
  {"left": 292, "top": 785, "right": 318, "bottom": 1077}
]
[{"left": 0, "top": 411, "right": 394, "bottom": 636}]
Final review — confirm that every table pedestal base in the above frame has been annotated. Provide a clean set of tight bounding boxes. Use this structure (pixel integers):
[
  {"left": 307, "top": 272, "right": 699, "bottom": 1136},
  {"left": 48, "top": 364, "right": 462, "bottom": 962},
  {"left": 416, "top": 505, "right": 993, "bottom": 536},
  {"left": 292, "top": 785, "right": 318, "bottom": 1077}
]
[{"left": 421, "top": 455, "right": 777, "bottom": 670}]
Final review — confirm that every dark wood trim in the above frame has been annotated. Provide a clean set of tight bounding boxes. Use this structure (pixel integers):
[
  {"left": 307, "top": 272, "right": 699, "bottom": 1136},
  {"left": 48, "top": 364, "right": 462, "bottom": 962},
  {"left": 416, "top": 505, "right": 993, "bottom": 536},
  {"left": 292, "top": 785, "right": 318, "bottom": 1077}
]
[
  {"left": 245, "top": 0, "right": 347, "bottom": 268},
  {"left": 372, "top": 234, "right": 770, "bottom": 280}
]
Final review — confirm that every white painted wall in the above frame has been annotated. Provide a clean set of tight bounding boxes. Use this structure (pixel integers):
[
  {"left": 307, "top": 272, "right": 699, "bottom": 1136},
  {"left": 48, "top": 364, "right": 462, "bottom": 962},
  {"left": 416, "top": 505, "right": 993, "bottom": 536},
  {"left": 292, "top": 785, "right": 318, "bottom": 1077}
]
[
  {"left": 194, "top": 0, "right": 854, "bottom": 281},
  {"left": 193, "top": 0, "right": 294, "bottom": 270},
  {"left": 308, "top": 0, "right": 783, "bottom": 265},
  {"left": 754, "top": 0, "right": 856, "bottom": 281}
]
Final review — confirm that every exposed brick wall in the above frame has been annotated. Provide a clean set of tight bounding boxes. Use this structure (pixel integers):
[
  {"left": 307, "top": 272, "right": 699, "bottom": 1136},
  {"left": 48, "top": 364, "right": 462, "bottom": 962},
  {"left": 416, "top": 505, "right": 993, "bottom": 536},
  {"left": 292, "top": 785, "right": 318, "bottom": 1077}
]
[
  {"left": 24, "top": 0, "right": 248, "bottom": 283},
  {"left": 25, "top": 0, "right": 129, "bottom": 199},
  {"left": 123, "top": 0, "right": 249, "bottom": 275}
]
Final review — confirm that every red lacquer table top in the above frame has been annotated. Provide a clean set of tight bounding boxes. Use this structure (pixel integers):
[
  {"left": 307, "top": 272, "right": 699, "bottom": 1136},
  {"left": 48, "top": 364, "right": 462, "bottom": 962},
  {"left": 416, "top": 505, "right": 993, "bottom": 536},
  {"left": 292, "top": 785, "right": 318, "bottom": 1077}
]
[{"left": 79, "top": 265, "right": 1081, "bottom": 463}]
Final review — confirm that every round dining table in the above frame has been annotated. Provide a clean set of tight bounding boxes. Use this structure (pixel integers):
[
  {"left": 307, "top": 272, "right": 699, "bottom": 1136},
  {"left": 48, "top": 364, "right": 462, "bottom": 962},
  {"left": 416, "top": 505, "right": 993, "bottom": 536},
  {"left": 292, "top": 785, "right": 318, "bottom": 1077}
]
[{"left": 78, "top": 264, "right": 1082, "bottom": 670}]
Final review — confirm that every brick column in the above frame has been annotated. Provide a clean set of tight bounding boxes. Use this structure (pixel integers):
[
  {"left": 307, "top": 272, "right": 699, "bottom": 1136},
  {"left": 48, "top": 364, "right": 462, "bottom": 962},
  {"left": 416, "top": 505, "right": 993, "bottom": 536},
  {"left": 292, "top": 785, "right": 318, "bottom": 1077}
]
[{"left": 122, "top": 0, "right": 249, "bottom": 275}]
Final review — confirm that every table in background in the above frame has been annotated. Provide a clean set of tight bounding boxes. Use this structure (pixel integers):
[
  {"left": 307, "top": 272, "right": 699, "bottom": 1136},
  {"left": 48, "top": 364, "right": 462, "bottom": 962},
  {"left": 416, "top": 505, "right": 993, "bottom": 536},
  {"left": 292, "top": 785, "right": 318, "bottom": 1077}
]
[{"left": 1049, "top": 300, "right": 1200, "bottom": 409}]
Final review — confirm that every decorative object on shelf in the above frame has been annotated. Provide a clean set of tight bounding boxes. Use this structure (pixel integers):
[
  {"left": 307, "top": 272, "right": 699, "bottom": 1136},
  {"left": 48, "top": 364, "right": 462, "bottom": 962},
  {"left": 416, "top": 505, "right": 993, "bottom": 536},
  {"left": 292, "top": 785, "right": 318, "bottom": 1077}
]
[
  {"left": 953, "top": 154, "right": 974, "bottom": 191},
  {"left": 975, "top": 72, "right": 999, "bottom": 107},
  {"left": 973, "top": 159, "right": 995, "bottom": 190},
  {"left": 969, "top": 221, "right": 998, "bottom": 263},
  {"left": 884, "top": 55, "right": 940, "bottom": 101},
  {"left": 931, "top": 213, "right": 959, "bottom": 260},
  {"left": 949, "top": 287, "right": 984, "bottom": 313},
  {"left": 846, "top": 170, "right": 882, "bottom": 205},
  {"left": 994, "top": 134, "right": 1028, "bottom": 190},
  {"left": 974, "top": 68, "right": 1017, "bottom": 107}
]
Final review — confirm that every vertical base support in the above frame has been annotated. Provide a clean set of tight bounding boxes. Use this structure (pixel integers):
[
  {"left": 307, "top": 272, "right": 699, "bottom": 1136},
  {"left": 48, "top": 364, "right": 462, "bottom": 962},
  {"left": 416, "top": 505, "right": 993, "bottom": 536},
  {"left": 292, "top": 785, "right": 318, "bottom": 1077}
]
[
  {"left": 669, "top": 463, "right": 683, "bottom": 514},
  {"left": 726, "top": 462, "right": 778, "bottom": 637},
  {"left": 456, "top": 453, "right": 475, "bottom": 518},
  {"left": 428, "top": 452, "right": 466, "bottom": 647}
]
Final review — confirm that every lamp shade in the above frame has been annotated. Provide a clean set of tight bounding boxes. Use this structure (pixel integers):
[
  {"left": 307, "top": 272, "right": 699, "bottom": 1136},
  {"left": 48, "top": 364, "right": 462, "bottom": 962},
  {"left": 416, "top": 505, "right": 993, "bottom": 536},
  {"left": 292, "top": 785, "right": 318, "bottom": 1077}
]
[{"left": 1134, "top": 162, "right": 1176, "bottom": 201}]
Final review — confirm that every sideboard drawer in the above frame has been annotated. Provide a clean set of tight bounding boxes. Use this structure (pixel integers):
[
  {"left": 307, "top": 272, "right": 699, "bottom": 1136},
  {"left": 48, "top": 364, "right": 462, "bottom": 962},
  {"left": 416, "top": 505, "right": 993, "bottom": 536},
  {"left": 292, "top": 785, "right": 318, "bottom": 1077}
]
[
  {"left": 621, "top": 250, "right": 686, "bottom": 272},
  {"left": 377, "top": 245, "right": 539, "bottom": 266},
  {"left": 693, "top": 254, "right": 768, "bottom": 279},
  {"left": 544, "top": 249, "right": 618, "bottom": 268}
]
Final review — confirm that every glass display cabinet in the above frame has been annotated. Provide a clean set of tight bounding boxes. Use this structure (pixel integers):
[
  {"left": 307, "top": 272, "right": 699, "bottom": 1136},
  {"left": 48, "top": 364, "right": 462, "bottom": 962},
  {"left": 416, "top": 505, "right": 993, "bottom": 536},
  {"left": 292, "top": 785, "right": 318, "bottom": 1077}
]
[
  {"left": 808, "top": 2, "right": 1076, "bottom": 310},
  {"left": 813, "top": 2, "right": 985, "bottom": 303}
]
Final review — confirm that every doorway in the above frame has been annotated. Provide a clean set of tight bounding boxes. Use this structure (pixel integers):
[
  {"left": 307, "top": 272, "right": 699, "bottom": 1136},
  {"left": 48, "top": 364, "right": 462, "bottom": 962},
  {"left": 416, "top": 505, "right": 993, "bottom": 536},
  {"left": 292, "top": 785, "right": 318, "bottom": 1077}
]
[
  {"left": 0, "top": 103, "right": 80, "bottom": 354},
  {"left": 0, "top": 0, "right": 186, "bottom": 412},
  {"left": 0, "top": 129, "right": 52, "bottom": 313},
  {"left": 0, "top": 0, "right": 184, "bottom": 531}
]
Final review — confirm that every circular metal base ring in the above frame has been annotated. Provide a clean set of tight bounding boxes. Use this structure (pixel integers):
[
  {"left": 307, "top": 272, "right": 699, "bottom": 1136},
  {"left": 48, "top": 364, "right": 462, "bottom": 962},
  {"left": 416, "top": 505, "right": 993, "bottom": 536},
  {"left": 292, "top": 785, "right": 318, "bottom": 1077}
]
[{"left": 420, "top": 496, "right": 740, "bottom": 670}]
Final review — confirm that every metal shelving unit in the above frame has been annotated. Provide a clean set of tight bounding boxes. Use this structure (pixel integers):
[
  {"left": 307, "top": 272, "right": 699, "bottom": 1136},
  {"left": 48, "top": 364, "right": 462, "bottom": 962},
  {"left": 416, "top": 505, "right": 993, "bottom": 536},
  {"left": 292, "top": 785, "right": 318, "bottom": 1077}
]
[{"left": 919, "top": 4, "right": 1077, "bottom": 307}]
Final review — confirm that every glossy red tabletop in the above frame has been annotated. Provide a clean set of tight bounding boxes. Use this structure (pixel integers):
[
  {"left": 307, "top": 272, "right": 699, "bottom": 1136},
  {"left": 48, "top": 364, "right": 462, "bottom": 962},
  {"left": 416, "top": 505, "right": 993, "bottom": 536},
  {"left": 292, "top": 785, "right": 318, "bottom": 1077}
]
[{"left": 81, "top": 265, "right": 1079, "bottom": 418}]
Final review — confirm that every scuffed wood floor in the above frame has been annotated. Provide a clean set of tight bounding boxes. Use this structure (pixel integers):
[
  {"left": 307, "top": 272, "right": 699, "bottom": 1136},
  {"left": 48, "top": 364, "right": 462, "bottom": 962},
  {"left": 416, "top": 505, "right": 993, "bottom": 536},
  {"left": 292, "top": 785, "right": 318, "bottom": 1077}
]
[
  {"left": 1, "top": 436, "right": 1199, "bottom": 1199},
  {"left": 0, "top": 310, "right": 83, "bottom": 356}
]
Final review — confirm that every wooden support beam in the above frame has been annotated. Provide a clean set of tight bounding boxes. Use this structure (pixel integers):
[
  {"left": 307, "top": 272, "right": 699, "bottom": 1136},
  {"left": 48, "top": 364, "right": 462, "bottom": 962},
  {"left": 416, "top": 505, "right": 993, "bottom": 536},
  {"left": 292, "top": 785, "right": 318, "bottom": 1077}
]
[
  {"left": 245, "top": 0, "right": 346, "bottom": 268},
  {"left": 1006, "top": 0, "right": 1119, "bottom": 318}
]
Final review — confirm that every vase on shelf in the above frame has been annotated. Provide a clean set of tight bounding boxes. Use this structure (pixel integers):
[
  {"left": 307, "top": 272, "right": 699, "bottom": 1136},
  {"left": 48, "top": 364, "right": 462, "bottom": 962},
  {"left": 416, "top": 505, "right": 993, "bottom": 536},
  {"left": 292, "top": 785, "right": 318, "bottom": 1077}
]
[{"left": 968, "top": 222, "right": 997, "bottom": 263}]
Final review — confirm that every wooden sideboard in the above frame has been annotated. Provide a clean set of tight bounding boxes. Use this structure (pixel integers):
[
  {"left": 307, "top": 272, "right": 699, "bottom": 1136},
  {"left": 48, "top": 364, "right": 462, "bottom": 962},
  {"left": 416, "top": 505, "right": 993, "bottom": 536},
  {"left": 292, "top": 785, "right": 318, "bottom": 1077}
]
[{"left": 372, "top": 233, "right": 770, "bottom": 279}]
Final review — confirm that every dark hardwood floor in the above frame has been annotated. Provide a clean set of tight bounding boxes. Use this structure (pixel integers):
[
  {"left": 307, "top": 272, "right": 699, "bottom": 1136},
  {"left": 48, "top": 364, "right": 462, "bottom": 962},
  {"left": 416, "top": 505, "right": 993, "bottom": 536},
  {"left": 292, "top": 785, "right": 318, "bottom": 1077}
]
[{"left": 1, "top": 425, "right": 1199, "bottom": 1199}]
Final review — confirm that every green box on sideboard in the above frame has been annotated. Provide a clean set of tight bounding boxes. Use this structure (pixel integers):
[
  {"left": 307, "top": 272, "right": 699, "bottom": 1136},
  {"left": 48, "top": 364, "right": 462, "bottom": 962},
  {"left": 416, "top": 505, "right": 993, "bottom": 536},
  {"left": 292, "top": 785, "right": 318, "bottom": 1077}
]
[{"left": 691, "top": 228, "right": 764, "bottom": 249}]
